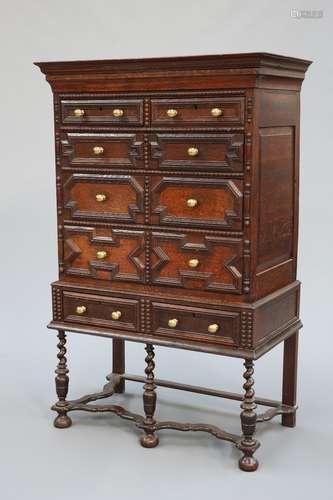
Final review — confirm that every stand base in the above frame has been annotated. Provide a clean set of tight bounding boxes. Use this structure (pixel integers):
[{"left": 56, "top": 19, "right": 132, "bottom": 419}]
[{"left": 52, "top": 372, "right": 297, "bottom": 471}]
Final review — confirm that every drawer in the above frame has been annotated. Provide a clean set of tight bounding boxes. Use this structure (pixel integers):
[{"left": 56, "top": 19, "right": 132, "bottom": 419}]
[
  {"left": 63, "top": 226, "right": 145, "bottom": 283},
  {"left": 151, "top": 97, "right": 245, "bottom": 127},
  {"left": 152, "top": 302, "right": 241, "bottom": 346},
  {"left": 61, "top": 132, "right": 144, "bottom": 168},
  {"left": 62, "top": 291, "right": 139, "bottom": 331},
  {"left": 151, "top": 231, "right": 243, "bottom": 294},
  {"left": 63, "top": 173, "right": 145, "bottom": 224},
  {"left": 149, "top": 133, "right": 244, "bottom": 172},
  {"left": 61, "top": 98, "right": 144, "bottom": 126},
  {"left": 151, "top": 176, "right": 243, "bottom": 230}
]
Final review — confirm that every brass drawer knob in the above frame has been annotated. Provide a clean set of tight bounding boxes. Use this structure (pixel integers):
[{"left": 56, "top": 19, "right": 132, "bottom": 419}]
[
  {"left": 111, "top": 310, "right": 122, "bottom": 321},
  {"left": 113, "top": 108, "right": 124, "bottom": 117},
  {"left": 211, "top": 107, "right": 223, "bottom": 117},
  {"left": 187, "top": 147, "right": 199, "bottom": 157},
  {"left": 208, "top": 323, "right": 219, "bottom": 334},
  {"left": 73, "top": 108, "right": 85, "bottom": 117},
  {"left": 93, "top": 146, "right": 104, "bottom": 155},
  {"left": 96, "top": 250, "right": 107, "bottom": 260},
  {"left": 188, "top": 258, "right": 199, "bottom": 268},
  {"left": 95, "top": 193, "right": 107, "bottom": 202},
  {"left": 168, "top": 318, "right": 178, "bottom": 328},
  {"left": 166, "top": 109, "right": 178, "bottom": 118},
  {"left": 187, "top": 198, "right": 198, "bottom": 208},
  {"left": 76, "top": 305, "right": 86, "bottom": 315}
]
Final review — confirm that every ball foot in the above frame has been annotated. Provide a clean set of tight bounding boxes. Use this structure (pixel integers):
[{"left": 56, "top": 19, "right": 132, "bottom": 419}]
[
  {"left": 239, "top": 455, "right": 258, "bottom": 472},
  {"left": 140, "top": 433, "right": 159, "bottom": 448},
  {"left": 54, "top": 414, "right": 72, "bottom": 429}
]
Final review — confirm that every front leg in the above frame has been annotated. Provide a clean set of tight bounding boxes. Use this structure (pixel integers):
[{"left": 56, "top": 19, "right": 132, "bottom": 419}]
[
  {"left": 140, "top": 344, "right": 159, "bottom": 448},
  {"left": 238, "top": 359, "right": 260, "bottom": 471},
  {"left": 53, "top": 330, "right": 72, "bottom": 428}
]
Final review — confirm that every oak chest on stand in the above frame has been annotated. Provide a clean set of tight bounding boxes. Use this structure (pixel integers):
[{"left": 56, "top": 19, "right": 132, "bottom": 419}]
[{"left": 36, "top": 53, "right": 311, "bottom": 471}]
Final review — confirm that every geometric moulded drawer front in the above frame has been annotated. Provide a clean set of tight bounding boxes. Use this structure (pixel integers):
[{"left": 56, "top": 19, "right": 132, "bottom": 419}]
[
  {"left": 151, "top": 231, "right": 243, "bottom": 293},
  {"left": 151, "top": 176, "right": 243, "bottom": 230},
  {"left": 152, "top": 302, "right": 241, "bottom": 346},
  {"left": 61, "top": 132, "right": 144, "bottom": 168},
  {"left": 149, "top": 133, "right": 244, "bottom": 172},
  {"left": 62, "top": 291, "right": 140, "bottom": 331},
  {"left": 63, "top": 174, "right": 145, "bottom": 224},
  {"left": 63, "top": 226, "right": 145, "bottom": 283}
]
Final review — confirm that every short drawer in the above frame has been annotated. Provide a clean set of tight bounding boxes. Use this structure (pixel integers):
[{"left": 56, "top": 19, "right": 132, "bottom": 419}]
[
  {"left": 63, "top": 173, "right": 145, "bottom": 224},
  {"left": 61, "top": 132, "right": 144, "bottom": 168},
  {"left": 63, "top": 225, "right": 145, "bottom": 283},
  {"left": 61, "top": 99, "right": 144, "bottom": 126},
  {"left": 62, "top": 291, "right": 139, "bottom": 331},
  {"left": 149, "top": 133, "right": 244, "bottom": 172},
  {"left": 151, "top": 231, "right": 243, "bottom": 294},
  {"left": 150, "top": 176, "right": 243, "bottom": 230},
  {"left": 152, "top": 302, "right": 240, "bottom": 346},
  {"left": 151, "top": 97, "right": 245, "bottom": 127}
]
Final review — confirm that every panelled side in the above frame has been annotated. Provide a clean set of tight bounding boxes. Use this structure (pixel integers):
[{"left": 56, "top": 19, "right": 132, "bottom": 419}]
[{"left": 254, "top": 90, "right": 300, "bottom": 298}]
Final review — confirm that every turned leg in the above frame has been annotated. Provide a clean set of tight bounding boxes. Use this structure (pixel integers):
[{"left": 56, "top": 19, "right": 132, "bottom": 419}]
[
  {"left": 112, "top": 339, "right": 125, "bottom": 394},
  {"left": 282, "top": 331, "right": 299, "bottom": 427},
  {"left": 238, "top": 359, "right": 259, "bottom": 471},
  {"left": 53, "top": 330, "right": 72, "bottom": 429},
  {"left": 140, "top": 343, "right": 159, "bottom": 448}
]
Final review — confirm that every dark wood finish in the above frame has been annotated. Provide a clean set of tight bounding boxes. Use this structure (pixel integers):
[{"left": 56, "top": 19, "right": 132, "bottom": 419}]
[
  {"left": 237, "top": 360, "right": 259, "bottom": 471},
  {"left": 112, "top": 339, "right": 125, "bottom": 393},
  {"left": 282, "top": 331, "right": 299, "bottom": 427},
  {"left": 151, "top": 96, "right": 245, "bottom": 127},
  {"left": 61, "top": 98, "right": 144, "bottom": 126},
  {"left": 140, "top": 344, "right": 159, "bottom": 447},
  {"left": 53, "top": 331, "right": 72, "bottom": 428},
  {"left": 36, "top": 52, "right": 311, "bottom": 471}
]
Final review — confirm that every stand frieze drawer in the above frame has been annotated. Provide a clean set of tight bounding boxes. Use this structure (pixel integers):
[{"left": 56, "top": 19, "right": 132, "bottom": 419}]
[
  {"left": 151, "top": 231, "right": 243, "bottom": 293},
  {"left": 149, "top": 133, "right": 244, "bottom": 172},
  {"left": 63, "top": 173, "right": 145, "bottom": 224},
  {"left": 151, "top": 302, "right": 241, "bottom": 346},
  {"left": 63, "top": 225, "right": 145, "bottom": 283},
  {"left": 150, "top": 176, "right": 243, "bottom": 230},
  {"left": 61, "top": 132, "right": 144, "bottom": 168},
  {"left": 60, "top": 98, "right": 144, "bottom": 126},
  {"left": 151, "top": 96, "right": 245, "bottom": 127},
  {"left": 62, "top": 291, "right": 140, "bottom": 331}
]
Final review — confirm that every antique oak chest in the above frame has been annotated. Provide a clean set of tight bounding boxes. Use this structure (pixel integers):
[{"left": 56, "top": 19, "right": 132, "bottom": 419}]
[{"left": 35, "top": 53, "right": 311, "bottom": 471}]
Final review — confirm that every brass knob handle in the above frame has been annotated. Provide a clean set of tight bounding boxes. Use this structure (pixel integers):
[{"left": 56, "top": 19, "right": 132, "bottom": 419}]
[
  {"left": 208, "top": 323, "right": 219, "bottom": 334},
  {"left": 73, "top": 108, "right": 85, "bottom": 117},
  {"left": 93, "top": 146, "right": 104, "bottom": 155},
  {"left": 188, "top": 258, "right": 199, "bottom": 268},
  {"left": 211, "top": 107, "right": 223, "bottom": 117},
  {"left": 187, "top": 198, "right": 198, "bottom": 208},
  {"left": 113, "top": 108, "right": 124, "bottom": 117},
  {"left": 95, "top": 193, "right": 107, "bottom": 202},
  {"left": 96, "top": 250, "right": 107, "bottom": 260},
  {"left": 187, "top": 147, "right": 199, "bottom": 157},
  {"left": 76, "top": 305, "right": 86, "bottom": 315},
  {"left": 166, "top": 109, "right": 178, "bottom": 118},
  {"left": 111, "top": 310, "right": 122, "bottom": 321},
  {"left": 168, "top": 318, "right": 178, "bottom": 328}
]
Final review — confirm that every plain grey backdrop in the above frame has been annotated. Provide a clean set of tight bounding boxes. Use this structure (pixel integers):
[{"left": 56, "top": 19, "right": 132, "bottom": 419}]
[{"left": 1, "top": 0, "right": 332, "bottom": 498}]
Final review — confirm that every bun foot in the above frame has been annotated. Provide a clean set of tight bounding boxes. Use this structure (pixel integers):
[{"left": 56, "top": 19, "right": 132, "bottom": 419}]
[
  {"left": 54, "top": 414, "right": 72, "bottom": 429},
  {"left": 140, "top": 433, "right": 159, "bottom": 448},
  {"left": 239, "top": 455, "right": 258, "bottom": 472}
]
